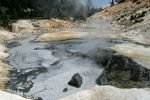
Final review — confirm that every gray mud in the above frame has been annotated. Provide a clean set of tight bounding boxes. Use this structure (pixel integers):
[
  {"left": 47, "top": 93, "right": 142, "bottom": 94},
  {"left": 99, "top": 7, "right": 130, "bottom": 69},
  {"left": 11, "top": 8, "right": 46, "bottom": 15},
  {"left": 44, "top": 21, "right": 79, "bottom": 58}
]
[
  {"left": 6, "top": 34, "right": 114, "bottom": 100},
  {"left": 5, "top": 17, "right": 123, "bottom": 100}
]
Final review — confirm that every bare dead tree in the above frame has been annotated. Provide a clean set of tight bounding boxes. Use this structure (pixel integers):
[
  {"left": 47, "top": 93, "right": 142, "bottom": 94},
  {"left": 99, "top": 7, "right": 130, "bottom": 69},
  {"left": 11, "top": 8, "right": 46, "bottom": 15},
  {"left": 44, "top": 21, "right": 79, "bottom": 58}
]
[{"left": 111, "top": 0, "right": 115, "bottom": 6}]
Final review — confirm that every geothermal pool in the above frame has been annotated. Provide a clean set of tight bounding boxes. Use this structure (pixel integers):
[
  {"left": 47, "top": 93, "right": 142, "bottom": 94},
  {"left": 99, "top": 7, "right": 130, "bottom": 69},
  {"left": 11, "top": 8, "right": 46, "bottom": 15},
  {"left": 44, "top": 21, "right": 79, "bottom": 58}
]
[
  {"left": 6, "top": 35, "right": 112, "bottom": 100},
  {"left": 5, "top": 17, "right": 120, "bottom": 100}
]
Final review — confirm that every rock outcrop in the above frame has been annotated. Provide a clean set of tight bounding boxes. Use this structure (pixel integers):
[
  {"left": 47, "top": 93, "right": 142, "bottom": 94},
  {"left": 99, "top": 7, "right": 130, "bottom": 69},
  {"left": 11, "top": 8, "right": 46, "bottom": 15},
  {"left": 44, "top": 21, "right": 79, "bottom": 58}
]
[
  {"left": 96, "top": 54, "right": 150, "bottom": 88},
  {"left": 68, "top": 73, "right": 82, "bottom": 88},
  {"left": 60, "top": 85, "right": 150, "bottom": 100},
  {"left": 11, "top": 20, "right": 35, "bottom": 33}
]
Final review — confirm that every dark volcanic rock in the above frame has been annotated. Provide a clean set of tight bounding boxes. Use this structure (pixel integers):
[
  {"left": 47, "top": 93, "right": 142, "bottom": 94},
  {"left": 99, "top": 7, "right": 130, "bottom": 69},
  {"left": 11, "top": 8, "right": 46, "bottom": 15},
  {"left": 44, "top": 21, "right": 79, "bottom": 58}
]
[
  {"left": 6, "top": 41, "right": 22, "bottom": 48},
  {"left": 68, "top": 73, "right": 82, "bottom": 88},
  {"left": 63, "top": 87, "right": 68, "bottom": 92},
  {"left": 96, "top": 54, "right": 150, "bottom": 88},
  {"left": 134, "top": 18, "right": 144, "bottom": 24}
]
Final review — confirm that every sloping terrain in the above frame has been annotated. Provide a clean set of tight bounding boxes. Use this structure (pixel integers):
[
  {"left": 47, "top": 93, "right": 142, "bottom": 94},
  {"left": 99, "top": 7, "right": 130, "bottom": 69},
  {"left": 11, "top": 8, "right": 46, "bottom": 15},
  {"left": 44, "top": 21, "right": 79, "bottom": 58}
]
[{"left": 93, "top": 0, "right": 150, "bottom": 66}]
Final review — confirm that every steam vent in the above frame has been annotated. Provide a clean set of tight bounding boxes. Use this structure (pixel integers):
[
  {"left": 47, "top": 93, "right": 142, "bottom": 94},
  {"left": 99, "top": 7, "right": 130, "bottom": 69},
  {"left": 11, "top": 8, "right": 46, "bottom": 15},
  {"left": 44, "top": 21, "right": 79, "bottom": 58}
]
[{"left": 0, "top": 0, "right": 150, "bottom": 100}]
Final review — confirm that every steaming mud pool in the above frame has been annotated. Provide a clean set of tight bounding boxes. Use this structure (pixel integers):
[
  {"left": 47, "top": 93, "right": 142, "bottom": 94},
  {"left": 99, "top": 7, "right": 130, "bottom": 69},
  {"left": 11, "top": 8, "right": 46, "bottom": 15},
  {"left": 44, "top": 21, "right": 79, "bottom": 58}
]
[
  {"left": 5, "top": 17, "right": 123, "bottom": 100},
  {"left": 5, "top": 34, "right": 114, "bottom": 100}
]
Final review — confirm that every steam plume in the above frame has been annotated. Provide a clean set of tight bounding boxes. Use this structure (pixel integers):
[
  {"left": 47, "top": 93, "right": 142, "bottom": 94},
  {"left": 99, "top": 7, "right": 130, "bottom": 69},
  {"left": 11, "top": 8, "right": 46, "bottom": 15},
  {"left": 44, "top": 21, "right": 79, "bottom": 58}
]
[{"left": 34, "top": 0, "right": 92, "bottom": 18}]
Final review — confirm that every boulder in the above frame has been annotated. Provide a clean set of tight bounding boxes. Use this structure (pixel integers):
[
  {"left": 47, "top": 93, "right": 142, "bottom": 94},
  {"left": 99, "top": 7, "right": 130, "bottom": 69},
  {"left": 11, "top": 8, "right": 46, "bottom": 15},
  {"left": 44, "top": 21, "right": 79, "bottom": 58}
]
[
  {"left": 68, "top": 73, "right": 82, "bottom": 88},
  {"left": 96, "top": 54, "right": 150, "bottom": 88},
  {"left": 59, "top": 85, "right": 150, "bottom": 100},
  {"left": 11, "top": 20, "right": 35, "bottom": 33}
]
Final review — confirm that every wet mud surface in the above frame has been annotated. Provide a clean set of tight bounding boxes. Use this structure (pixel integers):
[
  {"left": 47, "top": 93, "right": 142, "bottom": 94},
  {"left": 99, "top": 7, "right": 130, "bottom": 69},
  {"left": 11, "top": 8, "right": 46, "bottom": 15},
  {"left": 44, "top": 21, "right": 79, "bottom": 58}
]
[
  {"left": 5, "top": 17, "right": 150, "bottom": 100},
  {"left": 6, "top": 35, "right": 113, "bottom": 100}
]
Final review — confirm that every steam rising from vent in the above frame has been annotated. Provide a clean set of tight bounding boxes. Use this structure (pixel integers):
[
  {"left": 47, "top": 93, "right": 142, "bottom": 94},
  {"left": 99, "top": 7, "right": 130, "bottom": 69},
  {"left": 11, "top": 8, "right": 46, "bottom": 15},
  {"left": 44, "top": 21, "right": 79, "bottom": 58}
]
[{"left": 34, "top": 0, "right": 92, "bottom": 19}]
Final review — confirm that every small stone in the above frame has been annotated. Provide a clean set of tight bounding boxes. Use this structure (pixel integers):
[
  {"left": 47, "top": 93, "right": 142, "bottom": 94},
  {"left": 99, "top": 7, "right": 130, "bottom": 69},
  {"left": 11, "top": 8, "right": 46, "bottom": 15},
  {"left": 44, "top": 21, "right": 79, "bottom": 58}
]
[
  {"left": 11, "top": 20, "right": 35, "bottom": 33},
  {"left": 63, "top": 88, "right": 68, "bottom": 92},
  {"left": 68, "top": 73, "right": 82, "bottom": 88}
]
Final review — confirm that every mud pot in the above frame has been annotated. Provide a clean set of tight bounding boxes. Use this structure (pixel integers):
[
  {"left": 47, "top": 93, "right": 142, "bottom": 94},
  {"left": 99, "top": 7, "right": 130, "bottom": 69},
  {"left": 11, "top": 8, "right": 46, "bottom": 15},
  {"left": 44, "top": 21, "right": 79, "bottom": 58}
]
[
  {"left": 5, "top": 33, "right": 115, "bottom": 100},
  {"left": 4, "top": 17, "right": 115, "bottom": 100},
  {"left": 6, "top": 17, "right": 149, "bottom": 100}
]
